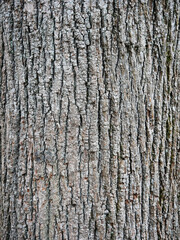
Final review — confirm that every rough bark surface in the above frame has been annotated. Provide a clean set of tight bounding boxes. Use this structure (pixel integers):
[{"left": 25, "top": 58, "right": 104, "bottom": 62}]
[{"left": 0, "top": 0, "right": 179, "bottom": 239}]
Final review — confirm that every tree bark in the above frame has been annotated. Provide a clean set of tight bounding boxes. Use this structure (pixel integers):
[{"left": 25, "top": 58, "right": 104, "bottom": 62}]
[{"left": 0, "top": 0, "right": 179, "bottom": 239}]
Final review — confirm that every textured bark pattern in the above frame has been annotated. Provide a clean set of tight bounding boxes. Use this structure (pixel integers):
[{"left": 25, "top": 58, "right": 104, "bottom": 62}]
[{"left": 0, "top": 0, "right": 179, "bottom": 239}]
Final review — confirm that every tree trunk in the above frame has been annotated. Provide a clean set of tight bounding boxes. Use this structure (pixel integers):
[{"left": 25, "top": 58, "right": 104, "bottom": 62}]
[{"left": 0, "top": 0, "right": 179, "bottom": 239}]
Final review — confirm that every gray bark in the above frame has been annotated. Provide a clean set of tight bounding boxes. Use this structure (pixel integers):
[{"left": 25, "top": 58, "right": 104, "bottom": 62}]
[{"left": 0, "top": 0, "right": 179, "bottom": 239}]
